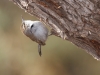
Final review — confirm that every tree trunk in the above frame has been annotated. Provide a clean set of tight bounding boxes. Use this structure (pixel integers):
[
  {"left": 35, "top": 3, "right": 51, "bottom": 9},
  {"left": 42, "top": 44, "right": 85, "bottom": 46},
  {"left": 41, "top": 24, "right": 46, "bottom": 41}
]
[{"left": 9, "top": 0, "right": 100, "bottom": 60}]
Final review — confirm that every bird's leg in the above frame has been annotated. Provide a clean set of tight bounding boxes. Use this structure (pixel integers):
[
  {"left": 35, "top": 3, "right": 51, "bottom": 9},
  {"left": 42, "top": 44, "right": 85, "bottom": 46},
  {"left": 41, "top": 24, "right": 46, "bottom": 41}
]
[
  {"left": 48, "top": 33, "right": 52, "bottom": 36},
  {"left": 38, "top": 44, "right": 42, "bottom": 56},
  {"left": 48, "top": 29, "right": 57, "bottom": 36},
  {"left": 48, "top": 30, "right": 53, "bottom": 36}
]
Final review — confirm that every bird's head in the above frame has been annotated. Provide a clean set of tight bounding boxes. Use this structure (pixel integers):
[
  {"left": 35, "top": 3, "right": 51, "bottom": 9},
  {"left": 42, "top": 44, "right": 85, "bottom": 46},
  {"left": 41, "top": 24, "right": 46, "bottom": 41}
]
[{"left": 21, "top": 16, "right": 34, "bottom": 31}]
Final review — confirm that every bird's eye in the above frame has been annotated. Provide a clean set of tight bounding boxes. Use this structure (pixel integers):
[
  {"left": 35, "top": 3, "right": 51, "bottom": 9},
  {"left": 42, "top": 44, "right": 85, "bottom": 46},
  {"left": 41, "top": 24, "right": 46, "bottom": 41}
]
[{"left": 31, "top": 24, "right": 34, "bottom": 28}]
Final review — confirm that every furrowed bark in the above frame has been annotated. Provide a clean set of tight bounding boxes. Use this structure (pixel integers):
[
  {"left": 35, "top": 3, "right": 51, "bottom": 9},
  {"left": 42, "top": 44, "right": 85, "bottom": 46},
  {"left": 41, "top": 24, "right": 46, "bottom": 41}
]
[{"left": 9, "top": 0, "right": 100, "bottom": 60}]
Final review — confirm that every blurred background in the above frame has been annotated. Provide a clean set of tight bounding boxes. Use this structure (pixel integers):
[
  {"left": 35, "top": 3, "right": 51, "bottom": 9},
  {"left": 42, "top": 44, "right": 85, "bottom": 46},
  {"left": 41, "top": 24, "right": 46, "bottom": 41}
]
[{"left": 0, "top": 0, "right": 100, "bottom": 75}]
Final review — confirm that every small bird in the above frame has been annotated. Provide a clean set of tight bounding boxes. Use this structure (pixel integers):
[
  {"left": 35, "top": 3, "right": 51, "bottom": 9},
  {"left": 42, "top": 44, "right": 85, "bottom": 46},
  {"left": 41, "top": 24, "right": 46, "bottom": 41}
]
[{"left": 21, "top": 16, "right": 49, "bottom": 56}]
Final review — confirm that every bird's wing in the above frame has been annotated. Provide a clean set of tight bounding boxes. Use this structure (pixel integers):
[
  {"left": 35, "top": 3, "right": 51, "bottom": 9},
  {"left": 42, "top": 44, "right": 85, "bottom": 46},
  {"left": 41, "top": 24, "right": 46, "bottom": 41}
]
[{"left": 30, "top": 27, "right": 45, "bottom": 45}]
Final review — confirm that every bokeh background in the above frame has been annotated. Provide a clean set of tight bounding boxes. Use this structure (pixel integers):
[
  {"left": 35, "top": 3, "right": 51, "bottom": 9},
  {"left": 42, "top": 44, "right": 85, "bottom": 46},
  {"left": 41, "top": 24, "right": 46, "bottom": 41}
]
[{"left": 0, "top": 0, "right": 100, "bottom": 75}]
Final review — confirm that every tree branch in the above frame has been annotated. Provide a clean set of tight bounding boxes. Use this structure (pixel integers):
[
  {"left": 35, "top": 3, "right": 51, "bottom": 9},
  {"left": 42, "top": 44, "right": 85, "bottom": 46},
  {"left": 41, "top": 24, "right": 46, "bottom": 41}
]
[{"left": 9, "top": 0, "right": 100, "bottom": 60}]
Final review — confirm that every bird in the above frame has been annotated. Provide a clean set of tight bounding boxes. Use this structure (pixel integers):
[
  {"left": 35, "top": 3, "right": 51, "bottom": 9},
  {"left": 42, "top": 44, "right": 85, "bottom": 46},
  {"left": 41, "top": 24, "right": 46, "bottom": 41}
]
[{"left": 21, "top": 16, "right": 49, "bottom": 56}]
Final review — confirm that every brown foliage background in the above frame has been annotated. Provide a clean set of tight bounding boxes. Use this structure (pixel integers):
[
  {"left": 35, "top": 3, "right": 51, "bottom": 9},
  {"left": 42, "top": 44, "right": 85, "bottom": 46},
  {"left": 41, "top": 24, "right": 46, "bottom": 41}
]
[{"left": 0, "top": 0, "right": 100, "bottom": 75}]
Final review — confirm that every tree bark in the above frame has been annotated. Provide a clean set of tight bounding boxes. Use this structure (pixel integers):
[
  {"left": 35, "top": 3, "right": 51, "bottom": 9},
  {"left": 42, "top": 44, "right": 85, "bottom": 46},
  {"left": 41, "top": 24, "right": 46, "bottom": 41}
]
[{"left": 9, "top": 0, "right": 100, "bottom": 60}]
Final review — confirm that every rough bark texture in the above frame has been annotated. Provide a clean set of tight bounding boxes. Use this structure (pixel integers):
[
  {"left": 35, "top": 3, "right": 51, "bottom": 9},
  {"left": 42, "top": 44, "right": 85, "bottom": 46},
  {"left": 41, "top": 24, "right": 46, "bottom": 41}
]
[{"left": 9, "top": 0, "right": 100, "bottom": 60}]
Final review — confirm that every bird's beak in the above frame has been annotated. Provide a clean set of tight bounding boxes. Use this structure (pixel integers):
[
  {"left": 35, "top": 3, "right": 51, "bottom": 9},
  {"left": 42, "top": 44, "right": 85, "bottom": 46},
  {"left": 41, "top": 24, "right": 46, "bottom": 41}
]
[
  {"left": 21, "top": 15, "right": 26, "bottom": 31},
  {"left": 21, "top": 15, "right": 24, "bottom": 22}
]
